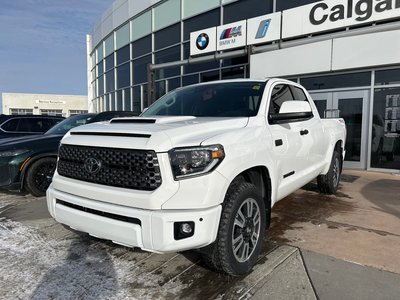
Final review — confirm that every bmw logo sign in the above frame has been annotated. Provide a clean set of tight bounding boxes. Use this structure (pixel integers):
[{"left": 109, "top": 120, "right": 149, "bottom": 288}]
[{"left": 196, "top": 33, "right": 209, "bottom": 50}]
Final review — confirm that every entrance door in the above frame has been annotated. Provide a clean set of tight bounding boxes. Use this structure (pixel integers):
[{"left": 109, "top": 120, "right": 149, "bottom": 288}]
[{"left": 310, "top": 90, "right": 369, "bottom": 169}]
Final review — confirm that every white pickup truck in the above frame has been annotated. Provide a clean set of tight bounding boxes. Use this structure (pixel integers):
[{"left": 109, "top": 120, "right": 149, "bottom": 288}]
[{"left": 47, "top": 79, "right": 346, "bottom": 275}]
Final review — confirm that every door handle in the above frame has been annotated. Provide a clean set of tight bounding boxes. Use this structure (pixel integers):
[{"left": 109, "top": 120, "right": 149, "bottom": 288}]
[{"left": 300, "top": 129, "right": 309, "bottom": 136}]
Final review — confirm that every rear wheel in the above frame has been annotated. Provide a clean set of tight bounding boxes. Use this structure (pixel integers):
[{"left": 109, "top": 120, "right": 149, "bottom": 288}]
[
  {"left": 202, "top": 181, "right": 267, "bottom": 276},
  {"left": 25, "top": 157, "right": 57, "bottom": 197},
  {"left": 317, "top": 151, "right": 342, "bottom": 194}
]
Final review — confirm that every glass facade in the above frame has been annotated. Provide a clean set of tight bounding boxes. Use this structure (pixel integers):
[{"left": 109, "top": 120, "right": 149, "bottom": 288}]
[{"left": 89, "top": 0, "right": 400, "bottom": 172}]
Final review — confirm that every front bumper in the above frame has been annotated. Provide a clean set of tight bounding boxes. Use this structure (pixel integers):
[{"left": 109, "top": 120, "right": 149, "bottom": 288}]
[{"left": 47, "top": 185, "right": 222, "bottom": 253}]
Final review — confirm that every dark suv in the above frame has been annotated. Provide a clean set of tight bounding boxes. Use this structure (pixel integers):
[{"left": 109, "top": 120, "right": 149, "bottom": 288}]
[
  {"left": 0, "top": 114, "right": 64, "bottom": 139},
  {"left": 0, "top": 111, "right": 139, "bottom": 196}
]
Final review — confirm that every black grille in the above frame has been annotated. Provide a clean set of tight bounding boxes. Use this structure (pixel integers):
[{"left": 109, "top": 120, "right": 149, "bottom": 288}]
[{"left": 57, "top": 144, "right": 162, "bottom": 191}]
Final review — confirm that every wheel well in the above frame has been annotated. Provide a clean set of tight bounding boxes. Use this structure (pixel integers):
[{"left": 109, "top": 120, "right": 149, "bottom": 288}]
[
  {"left": 20, "top": 155, "right": 58, "bottom": 189},
  {"left": 334, "top": 140, "right": 344, "bottom": 171},
  {"left": 232, "top": 166, "right": 272, "bottom": 227}
]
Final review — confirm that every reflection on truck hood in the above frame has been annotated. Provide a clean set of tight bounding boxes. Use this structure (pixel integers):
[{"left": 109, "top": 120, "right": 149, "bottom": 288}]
[{"left": 63, "top": 116, "right": 249, "bottom": 152}]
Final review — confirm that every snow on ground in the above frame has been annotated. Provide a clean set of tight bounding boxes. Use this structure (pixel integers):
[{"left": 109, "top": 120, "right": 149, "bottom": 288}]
[{"left": 0, "top": 215, "right": 190, "bottom": 299}]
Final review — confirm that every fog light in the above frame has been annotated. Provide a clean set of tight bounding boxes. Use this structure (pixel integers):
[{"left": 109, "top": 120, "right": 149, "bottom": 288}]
[
  {"left": 181, "top": 223, "right": 193, "bottom": 234},
  {"left": 174, "top": 221, "right": 195, "bottom": 240}
]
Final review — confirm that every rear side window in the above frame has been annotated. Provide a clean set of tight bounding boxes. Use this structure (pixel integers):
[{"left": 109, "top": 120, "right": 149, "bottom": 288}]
[
  {"left": 290, "top": 86, "right": 308, "bottom": 101},
  {"left": 1, "top": 119, "right": 19, "bottom": 132},
  {"left": 29, "top": 118, "right": 55, "bottom": 132},
  {"left": 268, "top": 84, "right": 294, "bottom": 114}
]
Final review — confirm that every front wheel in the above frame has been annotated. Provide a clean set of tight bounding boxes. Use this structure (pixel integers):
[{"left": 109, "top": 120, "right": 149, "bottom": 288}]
[
  {"left": 317, "top": 150, "right": 342, "bottom": 194},
  {"left": 25, "top": 157, "right": 57, "bottom": 197},
  {"left": 202, "top": 181, "right": 267, "bottom": 276}
]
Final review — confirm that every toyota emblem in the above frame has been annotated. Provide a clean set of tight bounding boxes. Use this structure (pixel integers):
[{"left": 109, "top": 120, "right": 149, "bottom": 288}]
[{"left": 84, "top": 157, "right": 102, "bottom": 174}]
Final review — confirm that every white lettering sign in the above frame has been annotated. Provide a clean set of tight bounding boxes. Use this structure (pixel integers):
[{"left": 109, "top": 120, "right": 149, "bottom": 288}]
[{"left": 283, "top": 0, "right": 400, "bottom": 39}]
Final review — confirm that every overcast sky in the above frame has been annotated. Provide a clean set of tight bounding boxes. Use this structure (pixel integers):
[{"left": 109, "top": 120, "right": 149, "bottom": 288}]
[{"left": 0, "top": 0, "right": 113, "bottom": 111}]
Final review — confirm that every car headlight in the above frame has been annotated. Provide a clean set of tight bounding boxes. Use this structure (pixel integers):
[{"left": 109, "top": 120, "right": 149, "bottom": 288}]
[
  {"left": 0, "top": 149, "right": 30, "bottom": 158},
  {"left": 169, "top": 145, "right": 225, "bottom": 180}
]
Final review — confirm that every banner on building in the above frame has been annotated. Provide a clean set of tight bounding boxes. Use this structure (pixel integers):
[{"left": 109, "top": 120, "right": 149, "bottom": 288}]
[
  {"left": 190, "top": 27, "right": 217, "bottom": 56},
  {"left": 247, "top": 12, "right": 281, "bottom": 45},
  {"left": 283, "top": 0, "right": 400, "bottom": 39}
]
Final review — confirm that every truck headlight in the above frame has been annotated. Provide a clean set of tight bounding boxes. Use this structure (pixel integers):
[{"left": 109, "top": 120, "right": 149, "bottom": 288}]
[{"left": 169, "top": 145, "right": 225, "bottom": 180}]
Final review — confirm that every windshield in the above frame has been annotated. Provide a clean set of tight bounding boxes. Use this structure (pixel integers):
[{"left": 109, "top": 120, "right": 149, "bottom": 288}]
[
  {"left": 45, "top": 114, "right": 95, "bottom": 135},
  {"left": 142, "top": 81, "right": 266, "bottom": 118}
]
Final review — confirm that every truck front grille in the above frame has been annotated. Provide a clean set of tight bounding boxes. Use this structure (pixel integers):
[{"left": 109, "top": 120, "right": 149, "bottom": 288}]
[{"left": 57, "top": 144, "right": 162, "bottom": 191}]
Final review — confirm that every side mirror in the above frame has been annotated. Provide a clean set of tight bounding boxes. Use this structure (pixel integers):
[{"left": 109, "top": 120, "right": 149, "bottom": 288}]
[{"left": 269, "top": 101, "right": 313, "bottom": 124}]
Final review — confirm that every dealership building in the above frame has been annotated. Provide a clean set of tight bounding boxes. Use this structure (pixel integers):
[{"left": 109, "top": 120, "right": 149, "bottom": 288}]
[
  {"left": 2, "top": 93, "right": 88, "bottom": 117},
  {"left": 87, "top": 0, "right": 400, "bottom": 172}
]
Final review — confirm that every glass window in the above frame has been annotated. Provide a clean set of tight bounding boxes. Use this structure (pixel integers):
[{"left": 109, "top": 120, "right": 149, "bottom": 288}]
[
  {"left": 131, "top": 11, "right": 152, "bottom": 41},
  {"left": 133, "top": 86, "right": 142, "bottom": 112},
  {"left": 222, "top": 0, "right": 237, "bottom": 4},
  {"left": 96, "top": 43, "right": 104, "bottom": 63},
  {"left": 221, "top": 66, "right": 245, "bottom": 80},
  {"left": 300, "top": 72, "right": 371, "bottom": 90},
  {"left": 98, "top": 75, "right": 104, "bottom": 96},
  {"left": 69, "top": 110, "right": 89, "bottom": 116},
  {"left": 268, "top": 84, "right": 294, "bottom": 114},
  {"left": 18, "top": 119, "right": 30, "bottom": 132},
  {"left": 154, "top": 23, "right": 181, "bottom": 51},
  {"left": 124, "top": 88, "right": 132, "bottom": 111},
  {"left": 182, "top": 0, "right": 220, "bottom": 19},
  {"left": 222, "top": 55, "right": 248, "bottom": 67},
  {"left": 40, "top": 109, "right": 63, "bottom": 117},
  {"left": 116, "top": 90, "right": 123, "bottom": 110},
  {"left": 153, "top": 0, "right": 181, "bottom": 31},
  {"left": 375, "top": 69, "right": 400, "bottom": 86},
  {"left": 9, "top": 109, "right": 33, "bottom": 115},
  {"left": 29, "top": 118, "right": 55, "bottom": 132},
  {"left": 91, "top": 53, "right": 96, "bottom": 68},
  {"left": 183, "top": 9, "right": 220, "bottom": 41},
  {"left": 105, "top": 54, "right": 114, "bottom": 72},
  {"left": 168, "top": 77, "right": 181, "bottom": 92},
  {"left": 155, "top": 80, "right": 167, "bottom": 100},
  {"left": 224, "top": 0, "right": 273, "bottom": 24},
  {"left": 110, "top": 93, "right": 115, "bottom": 111},
  {"left": 1, "top": 119, "right": 19, "bottom": 131},
  {"left": 143, "top": 81, "right": 266, "bottom": 117},
  {"left": 290, "top": 86, "right": 308, "bottom": 101},
  {"left": 371, "top": 88, "right": 400, "bottom": 170},
  {"left": 116, "top": 45, "right": 130, "bottom": 65},
  {"left": 154, "top": 46, "right": 181, "bottom": 79},
  {"left": 182, "top": 74, "right": 199, "bottom": 86},
  {"left": 133, "top": 55, "right": 151, "bottom": 84},
  {"left": 105, "top": 70, "right": 115, "bottom": 93},
  {"left": 117, "top": 63, "right": 131, "bottom": 89},
  {"left": 97, "top": 61, "right": 104, "bottom": 76},
  {"left": 276, "top": 0, "right": 320, "bottom": 11},
  {"left": 132, "top": 35, "right": 152, "bottom": 59},
  {"left": 200, "top": 70, "right": 220, "bottom": 82},
  {"left": 104, "top": 34, "right": 114, "bottom": 57},
  {"left": 183, "top": 42, "right": 220, "bottom": 74},
  {"left": 116, "top": 23, "right": 130, "bottom": 50}
]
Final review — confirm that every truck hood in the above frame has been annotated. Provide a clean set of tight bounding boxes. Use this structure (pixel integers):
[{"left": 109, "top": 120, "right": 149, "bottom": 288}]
[{"left": 63, "top": 116, "right": 249, "bottom": 152}]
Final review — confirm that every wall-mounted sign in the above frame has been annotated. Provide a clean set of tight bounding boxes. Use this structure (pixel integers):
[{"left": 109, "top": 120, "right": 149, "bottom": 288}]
[
  {"left": 217, "top": 20, "right": 247, "bottom": 51},
  {"left": 190, "top": 27, "right": 217, "bottom": 56},
  {"left": 35, "top": 100, "right": 66, "bottom": 104},
  {"left": 247, "top": 12, "right": 281, "bottom": 45},
  {"left": 283, "top": 0, "right": 400, "bottom": 39}
]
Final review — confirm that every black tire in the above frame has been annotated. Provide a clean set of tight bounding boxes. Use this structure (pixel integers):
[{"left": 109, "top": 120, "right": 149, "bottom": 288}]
[
  {"left": 25, "top": 157, "right": 57, "bottom": 197},
  {"left": 317, "top": 150, "right": 342, "bottom": 194},
  {"left": 202, "top": 181, "right": 267, "bottom": 276}
]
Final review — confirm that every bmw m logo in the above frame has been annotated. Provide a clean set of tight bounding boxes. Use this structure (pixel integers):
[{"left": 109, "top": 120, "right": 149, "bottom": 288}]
[{"left": 196, "top": 33, "right": 209, "bottom": 50}]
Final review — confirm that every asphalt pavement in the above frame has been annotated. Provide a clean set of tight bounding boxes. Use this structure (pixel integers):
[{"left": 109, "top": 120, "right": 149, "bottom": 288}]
[{"left": 0, "top": 170, "right": 399, "bottom": 299}]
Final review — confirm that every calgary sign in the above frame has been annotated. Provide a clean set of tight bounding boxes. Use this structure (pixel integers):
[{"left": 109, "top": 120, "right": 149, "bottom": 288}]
[{"left": 283, "top": 0, "right": 400, "bottom": 38}]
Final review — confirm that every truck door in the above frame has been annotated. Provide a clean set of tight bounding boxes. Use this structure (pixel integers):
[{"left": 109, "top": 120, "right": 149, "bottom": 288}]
[{"left": 267, "top": 83, "right": 314, "bottom": 199}]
